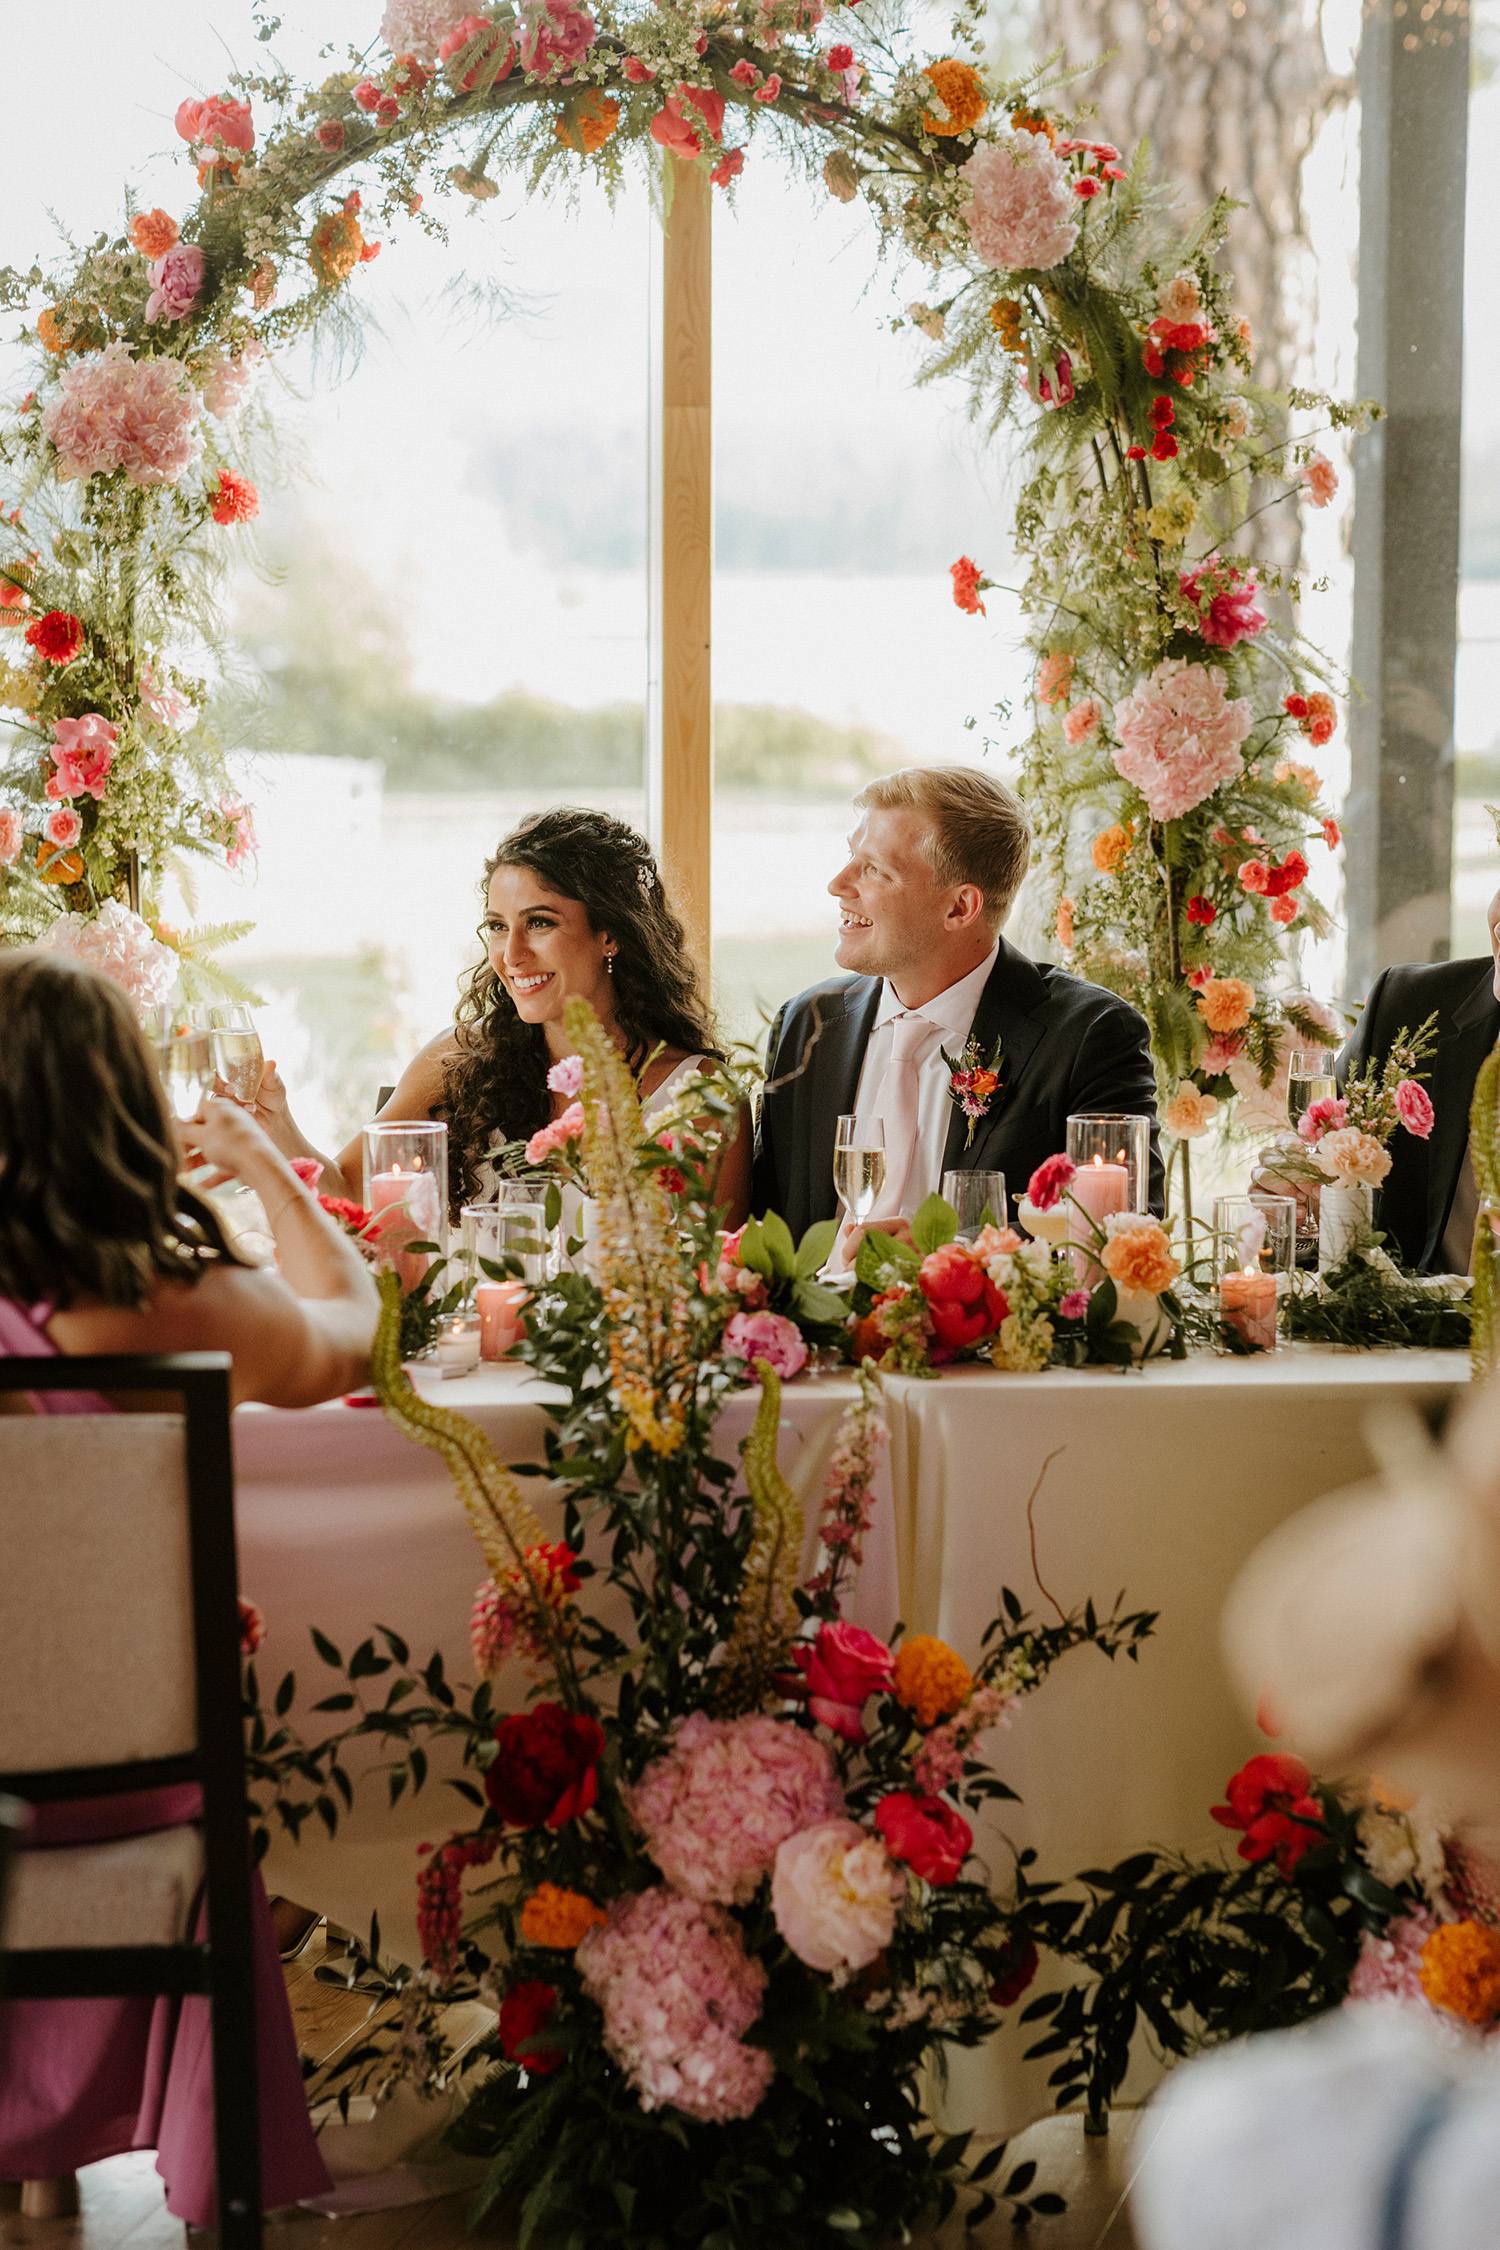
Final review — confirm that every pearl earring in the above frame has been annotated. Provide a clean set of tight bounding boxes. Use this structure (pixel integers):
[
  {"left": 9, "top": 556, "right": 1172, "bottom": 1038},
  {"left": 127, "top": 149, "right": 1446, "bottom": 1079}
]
[{"left": 606, "top": 952, "right": 615, "bottom": 975}]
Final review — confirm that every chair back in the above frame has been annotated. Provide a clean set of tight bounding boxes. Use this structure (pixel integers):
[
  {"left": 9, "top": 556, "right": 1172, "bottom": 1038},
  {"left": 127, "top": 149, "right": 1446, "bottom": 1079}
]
[{"left": 0, "top": 1414, "right": 197, "bottom": 1773}]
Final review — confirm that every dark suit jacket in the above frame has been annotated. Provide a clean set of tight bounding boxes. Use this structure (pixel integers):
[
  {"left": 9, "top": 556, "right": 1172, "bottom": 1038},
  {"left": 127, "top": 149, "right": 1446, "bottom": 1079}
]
[
  {"left": 751, "top": 935, "right": 1164, "bottom": 1238},
  {"left": 1336, "top": 955, "right": 1499, "bottom": 1271}
]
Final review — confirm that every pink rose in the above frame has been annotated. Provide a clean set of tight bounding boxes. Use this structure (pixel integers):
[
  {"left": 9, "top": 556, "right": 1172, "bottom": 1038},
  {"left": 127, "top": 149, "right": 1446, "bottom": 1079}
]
[
  {"left": 145, "top": 242, "right": 206, "bottom": 325},
  {"left": 722, "top": 1309, "right": 808, "bottom": 1380},
  {"left": 1395, "top": 1079, "right": 1435, "bottom": 1141},
  {"left": 0, "top": 807, "right": 22, "bottom": 865},
  {"left": 43, "top": 804, "right": 83, "bottom": 849},
  {"left": 771, "top": 1818, "right": 901, "bottom": 1972},
  {"left": 524, "top": 1101, "right": 584, "bottom": 1163},
  {"left": 1025, "top": 1152, "right": 1076, "bottom": 1211},
  {"left": 1297, "top": 1095, "right": 1347, "bottom": 1145},
  {"left": 316, "top": 119, "right": 345, "bottom": 149},
  {"left": 793, "top": 1621, "right": 894, "bottom": 1743},
  {"left": 872, "top": 1790, "right": 972, "bottom": 1886},
  {"left": 49, "top": 713, "right": 117, "bottom": 801},
  {"left": 546, "top": 1053, "right": 583, "bottom": 1097}
]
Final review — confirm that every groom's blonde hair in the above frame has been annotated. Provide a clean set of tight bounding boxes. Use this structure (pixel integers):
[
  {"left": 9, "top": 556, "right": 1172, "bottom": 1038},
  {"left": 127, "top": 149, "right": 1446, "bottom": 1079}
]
[{"left": 855, "top": 765, "right": 1032, "bottom": 930}]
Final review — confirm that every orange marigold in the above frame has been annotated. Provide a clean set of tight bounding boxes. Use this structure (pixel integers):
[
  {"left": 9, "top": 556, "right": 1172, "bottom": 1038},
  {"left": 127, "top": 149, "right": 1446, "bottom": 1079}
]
[
  {"left": 989, "top": 297, "right": 1025, "bottom": 357},
  {"left": 1010, "top": 105, "right": 1056, "bottom": 142},
  {"left": 1196, "top": 976, "right": 1256, "bottom": 1036},
  {"left": 555, "top": 90, "right": 620, "bottom": 154},
  {"left": 37, "top": 839, "right": 85, "bottom": 886},
  {"left": 1055, "top": 893, "right": 1075, "bottom": 950},
  {"left": 922, "top": 59, "right": 987, "bottom": 137},
  {"left": 129, "top": 208, "right": 181, "bottom": 260},
  {"left": 36, "top": 306, "right": 95, "bottom": 357},
  {"left": 519, "top": 1882, "right": 607, "bottom": 1949},
  {"left": 309, "top": 209, "right": 364, "bottom": 287},
  {"left": 1419, "top": 1919, "right": 1500, "bottom": 2025},
  {"left": 893, "top": 1635, "right": 972, "bottom": 1727},
  {"left": 1091, "top": 821, "right": 1134, "bottom": 873}
]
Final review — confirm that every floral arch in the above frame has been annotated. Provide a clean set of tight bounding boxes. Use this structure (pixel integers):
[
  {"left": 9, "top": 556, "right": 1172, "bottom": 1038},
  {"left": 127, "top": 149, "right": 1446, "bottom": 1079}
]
[{"left": 0, "top": 0, "right": 1366, "bottom": 1157}]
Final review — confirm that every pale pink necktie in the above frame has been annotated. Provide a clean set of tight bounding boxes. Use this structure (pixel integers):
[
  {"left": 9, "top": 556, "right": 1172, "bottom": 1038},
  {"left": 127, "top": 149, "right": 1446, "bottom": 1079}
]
[{"left": 865, "top": 1012, "right": 932, "bottom": 1225}]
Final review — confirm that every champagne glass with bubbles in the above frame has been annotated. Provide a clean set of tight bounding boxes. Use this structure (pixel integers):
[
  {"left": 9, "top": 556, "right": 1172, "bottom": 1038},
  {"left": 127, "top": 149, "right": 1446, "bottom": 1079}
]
[
  {"left": 157, "top": 1012, "right": 214, "bottom": 1123},
  {"left": 209, "top": 1003, "right": 265, "bottom": 1105},
  {"left": 833, "top": 1115, "right": 886, "bottom": 1229},
  {"left": 1286, "top": 1049, "right": 1337, "bottom": 1135}
]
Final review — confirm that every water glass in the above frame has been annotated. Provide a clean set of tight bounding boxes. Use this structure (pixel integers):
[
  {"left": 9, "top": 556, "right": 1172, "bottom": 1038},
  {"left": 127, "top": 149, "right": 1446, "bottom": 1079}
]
[
  {"left": 833, "top": 1115, "right": 886, "bottom": 1226},
  {"left": 941, "top": 1170, "right": 1007, "bottom": 1240}
]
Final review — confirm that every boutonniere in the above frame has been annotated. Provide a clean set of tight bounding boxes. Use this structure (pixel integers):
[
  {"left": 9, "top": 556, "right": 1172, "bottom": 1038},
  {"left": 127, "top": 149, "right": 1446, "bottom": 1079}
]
[{"left": 941, "top": 1034, "right": 1005, "bottom": 1148}]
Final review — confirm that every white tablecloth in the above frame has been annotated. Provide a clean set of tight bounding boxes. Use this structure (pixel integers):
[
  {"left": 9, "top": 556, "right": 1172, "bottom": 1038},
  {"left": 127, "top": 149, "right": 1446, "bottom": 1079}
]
[{"left": 234, "top": 1346, "right": 1469, "bottom": 2130}]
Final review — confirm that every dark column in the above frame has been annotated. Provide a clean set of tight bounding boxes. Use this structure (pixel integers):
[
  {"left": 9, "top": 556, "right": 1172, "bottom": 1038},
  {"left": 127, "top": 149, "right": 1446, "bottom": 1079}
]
[{"left": 1346, "top": 0, "right": 1471, "bottom": 993}]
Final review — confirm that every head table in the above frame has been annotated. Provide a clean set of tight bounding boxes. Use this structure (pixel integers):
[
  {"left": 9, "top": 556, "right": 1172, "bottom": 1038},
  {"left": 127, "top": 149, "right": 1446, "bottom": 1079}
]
[{"left": 234, "top": 1345, "right": 1468, "bottom": 2136}]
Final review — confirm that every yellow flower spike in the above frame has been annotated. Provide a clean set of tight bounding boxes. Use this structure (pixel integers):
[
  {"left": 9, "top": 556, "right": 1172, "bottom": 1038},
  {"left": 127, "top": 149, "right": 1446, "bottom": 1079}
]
[
  {"left": 1470, "top": 1044, "right": 1500, "bottom": 1377},
  {"left": 713, "top": 1361, "right": 805, "bottom": 1715}
]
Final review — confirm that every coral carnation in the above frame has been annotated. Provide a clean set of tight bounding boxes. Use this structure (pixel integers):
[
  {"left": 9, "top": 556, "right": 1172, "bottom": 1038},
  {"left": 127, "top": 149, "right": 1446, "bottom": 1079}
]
[
  {"left": 1099, "top": 1211, "right": 1180, "bottom": 1297},
  {"left": 1195, "top": 975, "right": 1256, "bottom": 1035},
  {"left": 577, "top": 1888, "right": 773, "bottom": 2122},
  {"left": 1315, "top": 1127, "right": 1391, "bottom": 1188},
  {"left": 210, "top": 470, "right": 259, "bottom": 526},
  {"left": 1090, "top": 821, "right": 1133, "bottom": 873},
  {"left": 129, "top": 209, "right": 180, "bottom": 260},
  {"left": 1037, "top": 649, "right": 1074, "bottom": 705},
  {"left": 1164, "top": 1084, "right": 1218, "bottom": 1138},
  {"left": 950, "top": 554, "right": 987, "bottom": 616},
  {"left": 626, "top": 1711, "right": 844, "bottom": 1902},
  {"left": 42, "top": 805, "right": 83, "bottom": 850},
  {"left": 922, "top": 58, "right": 987, "bottom": 136},
  {"left": 1300, "top": 452, "right": 1338, "bottom": 509},
  {"left": 0, "top": 808, "right": 22, "bottom": 866},
  {"left": 1113, "top": 660, "right": 1252, "bottom": 821},
  {"left": 1063, "top": 697, "right": 1100, "bottom": 746},
  {"left": 960, "top": 126, "right": 1080, "bottom": 274}
]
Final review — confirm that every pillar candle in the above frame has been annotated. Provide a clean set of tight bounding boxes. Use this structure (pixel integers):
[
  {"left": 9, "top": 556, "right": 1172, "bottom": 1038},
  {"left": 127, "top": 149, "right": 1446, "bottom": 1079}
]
[
  {"left": 1220, "top": 1267, "right": 1277, "bottom": 1351},
  {"left": 477, "top": 1280, "right": 529, "bottom": 1361},
  {"left": 370, "top": 1164, "right": 443, "bottom": 1291},
  {"left": 1067, "top": 1156, "right": 1129, "bottom": 1283}
]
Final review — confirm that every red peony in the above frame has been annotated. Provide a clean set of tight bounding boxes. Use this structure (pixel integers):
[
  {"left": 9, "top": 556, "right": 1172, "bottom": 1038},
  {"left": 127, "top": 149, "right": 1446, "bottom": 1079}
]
[
  {"left": 873, "top": 1790, "right": 972, "bottom": 1885},
  {"left": 1211, "top": 1752, "right": 1325, "bottom": 1878},
  {"left": 918, "top": 1243, "right": 1007, "bottom": 1353},
  {"left": 794, "top": 1620, "right": 894, "bottom": 1742},
  {"left": 211, "top": 470, "right": 259, "bottom": 526},
  {"left": 989, "top": 1933, "right": 1038, "bottom": 2008},
  {"left": 24, "top": 608, "right": 84, "bottom": 665},
  {"left": 1179, "top": 562, "right": 1267, "bottom": 650},
  {"left": 1025, "top": 1152, "right": 1076, "bottom": 1211},
  {"left": 485, "top": 1702, "right": 604, "bottom": 1828},
  {"left": 499, "top": 1979, "right": 562, "bottom": 2074}
]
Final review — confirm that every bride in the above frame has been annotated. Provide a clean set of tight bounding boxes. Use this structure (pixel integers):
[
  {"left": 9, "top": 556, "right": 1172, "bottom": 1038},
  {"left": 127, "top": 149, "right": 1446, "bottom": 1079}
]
[{"left": 250, "top": 806, "right": 751, "bottom": 1227}]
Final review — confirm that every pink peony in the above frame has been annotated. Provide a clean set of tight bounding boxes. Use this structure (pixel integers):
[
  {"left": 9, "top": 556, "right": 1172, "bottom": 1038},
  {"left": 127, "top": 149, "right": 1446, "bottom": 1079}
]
[
  {"left": 525, "top": 1102, "right": 584, "bottom": 1164},
  {"left": 144, "top": 243, "right": 205, "bottom": 325},
  {"left": 1063, "top": 697, "right": 1100, "bottom": 746},
  {"left": 576, "top": 1888, "right": 773, "bottom": 2123},
  {"left": 519, "top": 0, "right": 597, "bottom": 73},
  {"left": 1112, "top": 659, "right": 1252, "bottom": 821},
  {"left": 793, "top": 1621, "right": 894, "bottom": 1743},
  {"left": 772, "top": 1817, "right": 902, "bottom": 1973},
  {"left": 1178, "top": 563, "right": 1267, "bottom": 650},
  {"left": 35, "top": 900, "right": 178, "bottom": 1014},
  {"left": 1347, "top": 1909, "right": 1438, "bottom": 2008},
  {"left": 42, "top": 342, "right": 203, "bottom": 489},
  {"left": 722, "top": 1308, "right": 808, "bottom": 1379},
  {"left": 1297, "top": 1095, "right": 1347, "bottom": 1144},
  {"left": 380, "top": 0, "right": 475, "bottom": 62},
  {"left": 49, "top": 713, "right": 117, "bottom": 801},
  {"left": 546, "top": 1053, "right": 584, "bottom": 1097},
  {"left": 626, "top": 1711, "right": 844, "bottom": 1903},
  {"left": 1026, "top": 1152, "right": 1076, "bottom": 1211},
  {"left": 1396, "top": 1079, "right": 1435, "bottom": 1141},
  {"left": 0, "top": 806, "right": 22, "bottom": 865},
  {"left": 1316, "top": 1126, "right": 1391, "bottom": 1188},
  {"left": 960, "top": 126, "right": 1080, "bottom": 273},
  {"left": 42, "top": 805, "right": 82, "bottom": 849},
  {"left": 439, "top": 13, "right": 516, "bottom": 86},
  {"left": 175, "top": 94, "right": 254, "bottom": 168},
  {"left": 1300, "top": 453, "right": 1338, "bottom": 509}
]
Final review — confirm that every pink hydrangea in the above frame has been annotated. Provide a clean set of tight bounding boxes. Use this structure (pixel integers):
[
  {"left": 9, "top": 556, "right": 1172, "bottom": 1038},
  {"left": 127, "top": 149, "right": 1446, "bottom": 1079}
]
[
  {"left": 519, "top": 0, "right": 597, "bottom": 72},
  {"left": 626, "top": 1712, "right": 844, "bottom": 1904},
  {"left": 1300, "top": 453, "right": 1338, "bottom": 509},
  {"left": 0, "top": 806, "right": 22, "bottom": 865},
  {"left": 380, "top": 0, "right": 475, "bottom": 61},
  {"left": 145, "top": 243, "right": 205, "bottom": 325},
  {"left": 771, "top": 1817, "right": 901, "bottom": 1972},
  {"left": 1396, "top": 1079, "right": 1435, "bottom": 1141},
  {"left": 42, "top": 342, "right": 203, "bottom": 489},
  {"left": 1297, "top": 1095, "right": 1347, "bottom": 1144},
  {"left": 576, "top": 1888, "right": 773, "bottom": 2123},
  {"left": 201, "top": 344, "right": 261, "bottom": 421},
  {"left": 960, "top": 126, "right": 1080, "bottom": 273},
  {"left": 1347, "top": 1908, "right": 1437, "bottom": 2008},
  {"left": 525, "top": 1102, "right": 584, "bottom": 1164},
  {"left": 1178, "top": 563, "right": 1267, "bottom": 650},
  {"left": 1063, "top": 697, "right": 1100, "bottom": 746},
  {"left": 1112, "top": 659, "right": 1252, "bottom": 821},
  {"left": 722, "top": 1308, "right": 808, "bottom": 1378},
  {"left": 546, "top": 1053, "right": 583, "bottom": 1097},
  {"left": 36, "top": 900, "right": 178, "bottom": 1015},
  {"left": 48, "top": 713, "right": 118, "bottom": 801}
]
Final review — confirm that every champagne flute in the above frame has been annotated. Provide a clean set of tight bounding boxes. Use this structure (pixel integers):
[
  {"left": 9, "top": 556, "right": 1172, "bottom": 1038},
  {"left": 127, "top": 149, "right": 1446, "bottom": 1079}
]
[
  {"left": 1286, "top": 1048, "right": 1337, "bottom": 1133},
  {"left": 157, "top": 1015, "right": 215, "bottom": 1123},
  {"left": 209, "top": 1002, "right": 265, "bottom": 1104},
  {"left": 833, "top": 1115, "right": 886, "bottom": 1228}
]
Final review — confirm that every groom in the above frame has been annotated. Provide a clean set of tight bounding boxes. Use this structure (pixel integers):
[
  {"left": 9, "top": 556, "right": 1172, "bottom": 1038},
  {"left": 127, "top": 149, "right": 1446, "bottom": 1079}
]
[{"left": 752, "top": 766, "right": 1162, "bottom": 1250}]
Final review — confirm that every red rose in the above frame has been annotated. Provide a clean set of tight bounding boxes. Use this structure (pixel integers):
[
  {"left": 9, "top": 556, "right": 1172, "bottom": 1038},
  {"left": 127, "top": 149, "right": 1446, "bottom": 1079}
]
[
  {"left": 873, "top": 1790, "right": 972, "bottom": 1885},
  {"left": 918, "top": 1242, "right": 1006, "bottom": 1352},
  {"left": 25, "top": 609, "right": 84, "bottom": 665},
  {"left": 794, "top": 1620, "right": 894, "bottom": 1742},
  {"left": 499, "top": 1979, "right": 561, "bottom": 2074},
  {"left": 989, "top": 1933, "right": 1038, "bottom": 2008},
  {"left": 485, "top": 1702, "right": 604, "bottom": 1829},
  {"left": 1211, "top": 1752, "right": 1324, "bottom": 1878},
  {"left": 828, "top": 41, "right": 854, "bottom": 66}
]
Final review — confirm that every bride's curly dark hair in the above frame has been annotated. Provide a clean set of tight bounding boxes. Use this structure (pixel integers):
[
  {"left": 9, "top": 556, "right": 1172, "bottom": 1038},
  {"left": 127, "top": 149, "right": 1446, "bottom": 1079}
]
[{"left": 439, "top": 807, "right": 722, "bottom": 1214}]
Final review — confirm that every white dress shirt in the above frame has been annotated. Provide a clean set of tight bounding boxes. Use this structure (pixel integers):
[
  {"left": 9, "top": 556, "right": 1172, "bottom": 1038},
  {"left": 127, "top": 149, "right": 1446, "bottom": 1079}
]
[{"left": 850, "top": 942, "right": 1000, "bottom": 1216}]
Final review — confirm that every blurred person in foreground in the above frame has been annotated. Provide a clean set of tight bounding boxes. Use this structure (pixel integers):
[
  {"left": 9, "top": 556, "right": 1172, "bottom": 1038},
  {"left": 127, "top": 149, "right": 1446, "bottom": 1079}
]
[{"left": 0, "top": 947, "right": 379, "bottom": 2220}]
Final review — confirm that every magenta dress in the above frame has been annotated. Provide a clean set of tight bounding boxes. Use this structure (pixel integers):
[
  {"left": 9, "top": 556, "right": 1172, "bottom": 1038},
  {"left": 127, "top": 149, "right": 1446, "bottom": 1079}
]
[{"left": 0, "top": 1298, "right": 331, "bottom": 2216}]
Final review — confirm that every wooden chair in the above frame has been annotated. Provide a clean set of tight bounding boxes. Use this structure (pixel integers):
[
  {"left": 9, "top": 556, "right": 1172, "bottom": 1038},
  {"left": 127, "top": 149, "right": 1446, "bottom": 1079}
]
[{"left": 0, "top": 1354, "right": 262, "bottom": 2250}]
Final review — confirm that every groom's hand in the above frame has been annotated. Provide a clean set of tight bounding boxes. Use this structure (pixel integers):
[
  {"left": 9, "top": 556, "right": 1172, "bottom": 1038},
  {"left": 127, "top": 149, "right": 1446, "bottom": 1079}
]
[{"left": 830, "top": 1214, "right": 915, "bottom": 1274}]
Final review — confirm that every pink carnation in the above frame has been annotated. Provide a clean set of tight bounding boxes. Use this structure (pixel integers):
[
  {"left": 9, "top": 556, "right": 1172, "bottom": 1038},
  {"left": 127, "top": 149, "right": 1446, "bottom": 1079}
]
[
  {"left": 525, "top": 1102, "right": 584, "bottom": 1164},
  {"left": 1063, "top": 697, "right": 1100, "bottom": 746},
  {"left": 519, "top": 0, "right": 597, "bottom": 73},
  {"left": 144, "top": 243, "right": 205, "bottom": 325},
  {"left": 1112, "top": 659, "right": 1252, "bottom": 821},
  {"left": 722, "top": 1308, "right": 808, "bottom": 1379},
  {"left": 1300, "top": 453, "right": 1338, "bottom": 509},
  {"left": 960, "top": 127, "right": 1080, "bottom": 274},
  {"left": 546, "top": 1053, "right": 583, "bottom": 1097},
  {"left": 771, "top": 1818, "right": 901, "bottom": 1973},
  {"left": 1297, "top": 1095, "right": 1347, "bottom": 1145},
  {"left": 42, "top": 342, "right": 203, "bottom": 489},
  {"left": 626, "top": 1712, "right": 844, "bottom": 1904},
  {"left": 1059, "top": 1288, "right": 1091, "bottom": 1319},
  {"left": 1026, "top": 1152, "right": 1076, "bottom": 1211},
  {"left": 0, "top": 807, "right": 22, "bottom": 865},
  {"left": 42, "top": 805, "right": 82, "bottom": 849},
  {"left": 49, "top": 713, "right": 118, "bottom": 801},
  {"left": 1396, "top": 1079, "right": 1435, "bottom": 1140},
  {"left": 380, "top": 0, "right": 475, "bottom": 62},
  {"left": 1178, "top": 563, "right": 1268, "bottom": 650},
  {"left": 1347, "top": 1908, "right": 1437, "bottom": 2008},
  {"left": 221, "top": 793, "right": 257, "bottom": 869},
  {"left": 576, "top": 1888, "right": 773, "bottom": 2123}
]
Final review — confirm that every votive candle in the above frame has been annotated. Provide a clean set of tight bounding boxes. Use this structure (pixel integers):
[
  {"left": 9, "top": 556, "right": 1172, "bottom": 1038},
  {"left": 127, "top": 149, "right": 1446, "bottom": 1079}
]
[
  {"left": 477, "top": 1280, "right": 529, "bottom": 1361},
  {"left": 1220, "top": 1266, "right": 1278, "bottom": 1351},
  {"left": 437, "top": 1318, "right": 481, "bottom": 1379}
]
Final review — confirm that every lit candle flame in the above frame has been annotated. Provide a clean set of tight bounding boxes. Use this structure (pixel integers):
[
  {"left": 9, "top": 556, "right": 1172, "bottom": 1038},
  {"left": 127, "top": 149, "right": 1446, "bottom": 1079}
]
[{"left": 1092, "top": 1153, "right": 1103, "bottom": 1168}]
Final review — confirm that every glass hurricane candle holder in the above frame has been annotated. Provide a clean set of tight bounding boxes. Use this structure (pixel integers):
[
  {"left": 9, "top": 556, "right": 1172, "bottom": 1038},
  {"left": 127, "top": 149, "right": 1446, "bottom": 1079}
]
[
  {"left": 363, "top": 1122, "right": 449, "bottom": 1289},
  {"left": 461, "top": 1190, "right": 553, "bottom": 1295},
  {"left": 1213, "top": 1194, "right": 1293, "bottom": 1351},
  {"left": 436, "top": 1313, "right": 482, "bottom": 1380},
  {"left": 940, "top": 1170, "right": 1007, "bottom": 1240},
  {"left": 1065, "top": 1114, "right": 1149, "bottom": 1282}
]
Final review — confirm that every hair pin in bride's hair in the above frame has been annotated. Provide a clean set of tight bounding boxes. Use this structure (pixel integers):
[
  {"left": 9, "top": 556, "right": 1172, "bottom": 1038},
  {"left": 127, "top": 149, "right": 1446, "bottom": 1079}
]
[{"left": 637, "top": 863, "right": 654, "bottom": 896}]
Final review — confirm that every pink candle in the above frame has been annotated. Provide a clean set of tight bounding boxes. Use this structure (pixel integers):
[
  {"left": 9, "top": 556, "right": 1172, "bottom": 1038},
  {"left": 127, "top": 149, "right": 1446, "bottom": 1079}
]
[
  {"left": 369, "top": 1163, "right": 442, "bottom": 1291},
  {"left": 477, "top": 1280, "right": 529, "bottom": 1360},
  {"left": 1220, "top": 1267, "right": 1277, "bottom": 1351},
  {"left": 1067, "top": 1155, "right": 1129, "bottom": 1283}
]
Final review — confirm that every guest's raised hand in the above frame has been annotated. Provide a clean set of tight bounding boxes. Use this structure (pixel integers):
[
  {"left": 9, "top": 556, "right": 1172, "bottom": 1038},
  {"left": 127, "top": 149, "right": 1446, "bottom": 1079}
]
[
  {"left": 831, "top": 1212, "right": 914, "bottom": 1275},
  {"left": 177, "top": 1091, "right": 280, "bottom": 1188}
]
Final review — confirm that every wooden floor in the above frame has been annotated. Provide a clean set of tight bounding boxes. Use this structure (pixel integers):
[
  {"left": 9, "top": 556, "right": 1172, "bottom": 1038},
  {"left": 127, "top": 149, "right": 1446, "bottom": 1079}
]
[{"left": 1, "top": 1927, "right": 1146, "bottom": 2250}]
